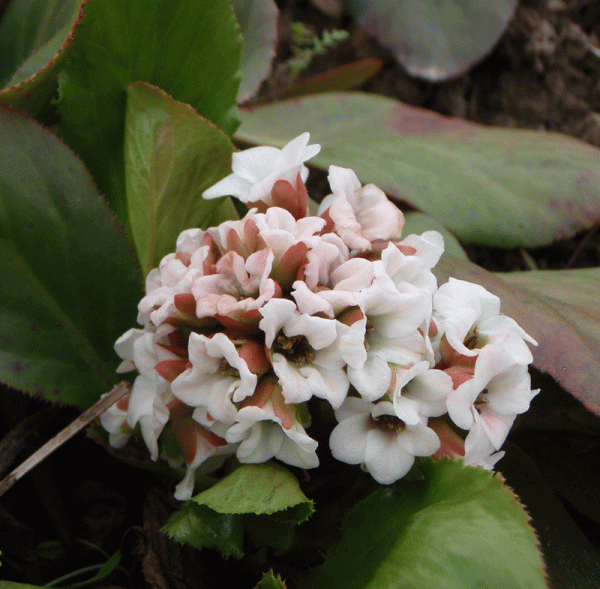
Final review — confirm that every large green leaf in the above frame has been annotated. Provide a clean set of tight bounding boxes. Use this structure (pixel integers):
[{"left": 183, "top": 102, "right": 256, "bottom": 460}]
[
  {"left": 435, "top": 255, "right": 600, "bottom": 416},
  {"left": 299, "top": 458, "right": 546, "bottom": 589},
  {"left": 236, "top": 92, "right": 600, "bottom": 247},
  {"left": 57, "top": 0, "right": 242, "bottom": 224},
  {"left": 124, "top": 82, "right": 238, "bottom": 276},
  {"left": 347, "top": 0, "right": 517, "bottom": 81},
  {"left": 0, "top": 105, "right": 142, "bottom": 407},
  {"left": 0, "top": 0, "right": 85, "bottom": 116}
]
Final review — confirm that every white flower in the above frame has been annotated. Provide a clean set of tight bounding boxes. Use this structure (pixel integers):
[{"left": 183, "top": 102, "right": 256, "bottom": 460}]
[
  {"left": 202, "top": 133, "right": 321, "bottom": 205},
  {"left": 225, "top": 378, "right": 319, "bottom": 468},
  {"left": 99, "top": 393, "right": 131, "bottom": 448},
  {"left": 319, "top": 166, "right": 405, "bottom": 251},
  {"left": 447, "top": 345, "right": 539, "bottom": 450},
  {"left": 329, "top": 398, "right": 440, "bottom": 484},
  {"left": 433, "top": 278, "right": 536, "bottom": 364},
  {"left": 259, "top": 298, "right": 349, "bottom": 407},
  {"left": 171, "top": 332, "right": 258, "bottom": 424}
]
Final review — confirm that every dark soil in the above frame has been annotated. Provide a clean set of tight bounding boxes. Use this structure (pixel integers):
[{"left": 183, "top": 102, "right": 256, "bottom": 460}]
[{"left": 2, "top": 1, "right": 600, "bottom": 587}]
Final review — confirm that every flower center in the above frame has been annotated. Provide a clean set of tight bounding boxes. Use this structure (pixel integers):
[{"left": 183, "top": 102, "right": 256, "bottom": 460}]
[
  {"left": 372, "top": 414, "right": 406, "bottom": 434},
  {"left": 218, "top": 358, "right": 239, "bottom": 377},
  {"left": 474, "top": 388, "right": 489, "bottom": 412},
  {"left": 273, "top": 332, "right": 315, "bottom": 366},
  {"left": 464, "top": 328, "right": 480, "bottom": 350}
]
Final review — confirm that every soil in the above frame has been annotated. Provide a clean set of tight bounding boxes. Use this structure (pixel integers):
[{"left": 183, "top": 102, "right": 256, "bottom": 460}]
[{"left": 2, "top": 1, "right": 600, "bottom": 588}]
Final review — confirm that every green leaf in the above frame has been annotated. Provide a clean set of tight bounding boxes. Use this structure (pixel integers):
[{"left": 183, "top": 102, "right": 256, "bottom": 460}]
[
  {"left": 0, "top": 104, "right": 142, "bottom": 407},
  {"left": 347, "top": 0, "right": 517, "bottom": 81},
  {"left": 163, "top": 463, "right": 313, "bottom": 558},
  {"left": 57, "top": 0, "right": 242, "bottom": 224},
  {"left": 435, "top": 255, "right": 600, "bottom": 416},
  {"left": 255, "top": 569, "right": 288, "bottom": 589},
  {"left": 0, "top": 0, "right": 85, "bottom": 117},
  {"left": 124, "top": 82, "right": 237, "bottom": 276},
  {"left": 193, "top": 463, "right": 313, "bottom": 521},
  {"left": 233, "top": 0, "right": 279, "bottom": 103},
  {"left": 237, "top": 92, "right": 600, "bottom": 247},
  {"left": 299, "top": 458, "right": 546, "bottom": 589},
  {"left": 163, "top": 501, "right": 244, "bottom": 558}
]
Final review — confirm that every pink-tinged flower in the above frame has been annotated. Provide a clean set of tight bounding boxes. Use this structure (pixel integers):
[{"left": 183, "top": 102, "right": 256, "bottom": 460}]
[
  {"left": 433, "top": 278, "right": 536, "bottom": 364},
  {"left": 347, "top": 278, "right": 432, "bottom": 401},
  {"left": 391, "top": 361, "right": 453, "bottom": 425},
  {"left": 225, "top": 378, "right": 319, "bottom": 468},
  {"left": 447, "top": 345, "right": 539, "bottom": 450},
  {"left": 166, "top": 399, "right": 232, "bottom": 501},
  {"left": 259, "top": 298, "right": 349, "bottom": 407},
  {"left": 202, "top": 133, "right": 321, "bottom": 205},
  {"left": 329, "top": 398, "right": 440, "bottom": 484},
  {"left": 171, "top": 332, "right": 262, "bottom": 424},
  {"left": 99, "top": 393, "right": 132, "bottom": 449},
  {"left": 319, "top": 165, "right": 404, "bottom": 251}
]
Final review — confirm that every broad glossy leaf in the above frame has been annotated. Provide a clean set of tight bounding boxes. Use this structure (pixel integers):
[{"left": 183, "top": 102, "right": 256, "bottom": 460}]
[
  {"left": 237, "top": 92, "right": 600, "bottom": 247},
  {"left": 125, "top": 82, "right": 238, "bottom": 276},
  {"left": 0, "top": 0, "right": 85, "bottom": 116},
  {"left": 299, "top": 458, "right": 546, "bottom": 589},
  {"left": 0, "top": 105, "right": 142, "bottom": 407},
  {"left": 57, "top": 0, "right": 241, "bottom": 223},
  {"left": 347, "top": 0, "right": 517, "bottom": 81},
  {"left": 234, "top": 0, "right": 278, "bottom": 103},
  {"left": 435, "top": 255, "right": 600, "bottom": 416}
]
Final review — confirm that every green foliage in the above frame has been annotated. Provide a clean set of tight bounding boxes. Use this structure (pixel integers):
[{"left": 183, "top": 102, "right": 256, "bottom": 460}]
[
  {"left": 255, "top": 570, "right": 288, "bottom": 589},
  {"left": 347, "top": 0, "right": 517, "bottom": 81},
  {"left": 0, "top": 104, "right": 141, "bottom": 407},
  {"left": 163, "top": 463, "right": 314, "bottom": 558},
  {"left": 237, "top": 92, "right": 600, "bottom": 248},
  {"left": 0, "top": 0, "right": 85, "bottom": 117},
  {"left": 299, "top": 458, "right": 546, "bottom": 589},
  {"left": 124, "top": 82, "right": 238, "bottom": 276},
  {"left": 57, "top": 0, "right": 242, "bottom": 224}
]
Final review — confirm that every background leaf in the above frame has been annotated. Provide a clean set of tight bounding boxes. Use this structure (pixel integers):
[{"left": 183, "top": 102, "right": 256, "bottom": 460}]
[
  {"left": 57, "top": 0, "right": 242, "bottom": 224},
  {"left": 435, "top": 255, "right": 600, "bottom": 416},
  {"left": 233, "top": 0, "right": 279, "bottom": 103},
  {"left": 347, "top": 0, "right": 518, "bottom": 81},
  {"left": 299, "top": 458, "right": 546, "bottom": 589},
  {"left": 0, "top": 105, "right": 142, "bottom": 407},
  {"left": 0, "top": 0, "right": 85, "bottom": 117},
  {"left": 237, "top": 92, "right": 600, "bottom": 247},
  {"left": 125, "top": 82, "right": 238, "bottom": 276}
]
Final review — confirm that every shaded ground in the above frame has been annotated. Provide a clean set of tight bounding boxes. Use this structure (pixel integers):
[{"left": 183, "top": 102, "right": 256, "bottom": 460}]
[{"left": 2, "top": 1, "right": 600, "bottom": 587}]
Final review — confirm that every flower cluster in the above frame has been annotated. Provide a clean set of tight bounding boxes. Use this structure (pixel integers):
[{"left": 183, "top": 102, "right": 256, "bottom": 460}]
[{"left": 100, "top": 133, "right": 538, "bottom": 499}]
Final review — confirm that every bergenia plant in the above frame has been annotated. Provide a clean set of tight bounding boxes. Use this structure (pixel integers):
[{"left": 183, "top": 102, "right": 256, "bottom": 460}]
[
  {"left": 4, "top": 0, "right": 600, "bottom": 587},
  {"left": 100, "top": 134, "right": 539, "bottom": 498}
]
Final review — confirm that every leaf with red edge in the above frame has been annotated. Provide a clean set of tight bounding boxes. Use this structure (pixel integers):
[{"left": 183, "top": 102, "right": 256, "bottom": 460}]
[
  {"left": 237, "top": 92, "right": 600, "bottom": 248},
  {"left": 435, "top": 254, "right": 600, "bottom": 417},
  {"left": 0, "top": 0, "right": 85, "bottom": 117},
  {"left": 0, "top": 104, "right": 142, "bottom": 407}
]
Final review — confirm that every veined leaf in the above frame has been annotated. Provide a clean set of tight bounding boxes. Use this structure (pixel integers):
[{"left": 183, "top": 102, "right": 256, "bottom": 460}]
[
  {"left": 124, "top": 82, "right": 238, "bottom": 276},
  {"left": 0, "top": 0, "right": 85, "bottom": 117},
  {"left": 299, "top": 458, "right": 546, "bottom": 589},
  {"left": 237, "top": 92, "right": 600, "bottom": 248},
  {"left": 0, "top": 105, "right": 142, "bottom": 407}
]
